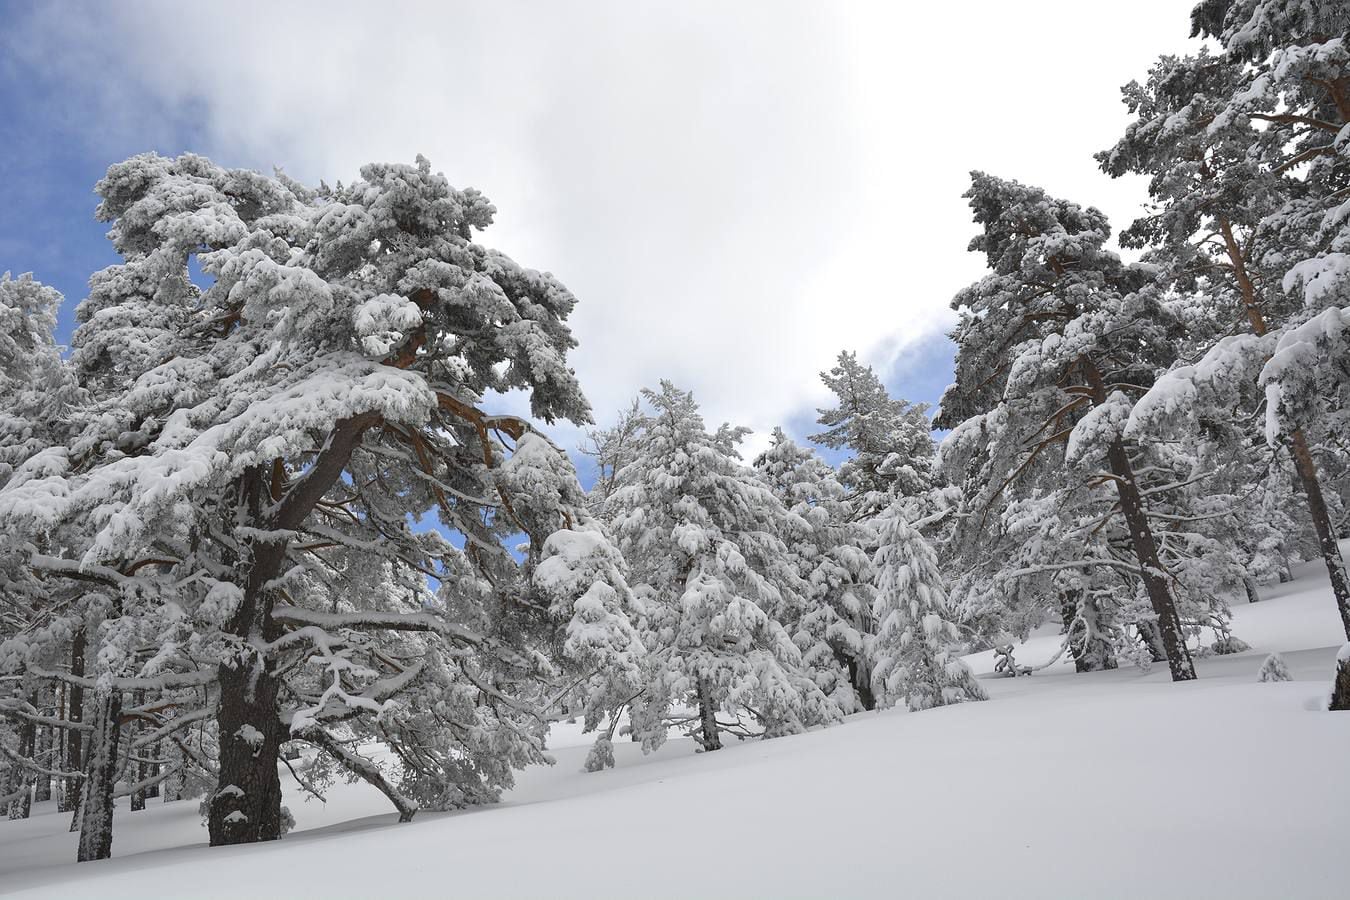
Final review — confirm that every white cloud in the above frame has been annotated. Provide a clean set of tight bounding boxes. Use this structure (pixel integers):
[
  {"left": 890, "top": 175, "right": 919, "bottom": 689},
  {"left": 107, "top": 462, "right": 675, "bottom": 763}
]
[{"left": 11, "top": 0, "right": 1201, "bottom": 452}]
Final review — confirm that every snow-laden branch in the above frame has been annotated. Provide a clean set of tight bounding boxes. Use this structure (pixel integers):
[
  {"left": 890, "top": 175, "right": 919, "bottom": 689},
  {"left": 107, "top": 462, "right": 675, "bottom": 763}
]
[{"left": 271, "top": 606, "right": 482, "bottom": 645}]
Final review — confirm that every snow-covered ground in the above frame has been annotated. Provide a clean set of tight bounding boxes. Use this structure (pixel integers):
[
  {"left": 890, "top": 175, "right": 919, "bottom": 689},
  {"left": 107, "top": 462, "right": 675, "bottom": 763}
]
[{"left": 3, "top": 554, "right": 1347, "bottom": 899}]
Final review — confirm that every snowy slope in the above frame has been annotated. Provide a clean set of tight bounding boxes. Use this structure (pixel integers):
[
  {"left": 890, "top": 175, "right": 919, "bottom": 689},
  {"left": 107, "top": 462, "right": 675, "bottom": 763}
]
[{"left": 2, "top": 555, "right": 1347, "bottom": 899}]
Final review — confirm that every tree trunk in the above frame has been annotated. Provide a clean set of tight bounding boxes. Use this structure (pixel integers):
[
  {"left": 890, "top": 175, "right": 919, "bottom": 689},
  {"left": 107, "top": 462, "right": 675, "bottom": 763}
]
[
  {"left": 64, "top": 630, "right": 86, "bottom": 816},
  {"left": 842, "top": 653, "right": 877, "bottom": 711},
  {"left": 145, "top": 748, "right": 160, "bottom": 801},
  {"left": 208, "top": 467, "right": 285, "bottom": 846},
  {"left": 1137, "top": 620, "right": 1167, "bottom": 662},
  {"left": 1219, "top": 219, "right": 1350, "bottom": 640},
  {"left": 209, "top": 417, "right": 377, "bottom": 846},
  {"left": 1060, "top": 589, "right": 1117, "bottom": 673},
  {"left": 1330, "top": 647, "right": 1350, "bottom": 711},
  {"left": 207, "top": 653, "right": 285, "bottom": 845},
  {"left": 1289, "top": 430, "right": 1350, "bottom": 640},
  {"left": 1243, "top": 573, "right": 1261, "bottom": 604},
  {"left": 130, "top": 691, "right": 146, "bottom": 812},
  {"left": 1081, "top": 358, "right": 1195, "bottom": 682},
  {"left": 77, "top": 691, "right": 122, "bottom": 862},
  {"left": 1105, "top": 439, "right": 1196, "bottom": 681},
  {"left": 695, "top": 677, "right": 722, "bottom": 752},
  {"left": 33, "top": 705, "right": 51, "bottom": 803},
  {"left": 8, "top": 697, "right": 36, "bottom": 819}
]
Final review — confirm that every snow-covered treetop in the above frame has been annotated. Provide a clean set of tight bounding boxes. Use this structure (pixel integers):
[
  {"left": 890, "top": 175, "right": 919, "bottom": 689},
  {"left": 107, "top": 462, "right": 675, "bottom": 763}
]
[
  {"left": 936, "top": 173, "right": 1164, "bottom": 431},
  {"left": 0, "top": 153, "right": 593, "bottom": 565},
  {"left": 812, "top": 350, "right": 933, "bottom": 505},
  {"left": 1191, "top": 0, "right": 1349, "bottom": 59},
  {"left": 0, "top": 273, "right": 79, "bottom": 483}
]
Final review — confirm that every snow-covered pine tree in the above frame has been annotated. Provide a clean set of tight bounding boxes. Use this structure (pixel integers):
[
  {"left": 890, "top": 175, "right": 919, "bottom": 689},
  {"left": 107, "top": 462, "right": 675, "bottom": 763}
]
[
  {"left": 1104, "top": 1, "right": 1350, "bottom": 704},
  {"left": 871, "top": 501, "right": 986, "bottom": 711},
  {"left": 605, "top": 383, "right": 842, "bottom": 752},
  {"left": 937, "top": 173, "right": 1200, "bottom": 682},
  {"left": 1100, "top": 37, "right": 1350, "bottom": 640},
  {"left": 811, "top": 351, "right": 935, "bottom": 520},
  {"left": 509, "top": 432, "right": 647, "bottom": 769},
  {"left": 578, "top": 397, "right": 643, "bottom": 517},
  {"left": 0, "top": 153, "right": 606, "bottom": 851},
  {"left": 0, "top": 275, "right": 120, "bottom": 837},
  {"left": 754, "top": 427, "right": 877, "bottom": 711}
]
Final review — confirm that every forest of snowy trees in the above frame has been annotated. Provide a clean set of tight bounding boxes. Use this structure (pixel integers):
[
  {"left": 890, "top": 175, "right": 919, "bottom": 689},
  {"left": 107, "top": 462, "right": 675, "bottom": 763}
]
[{"left": 2, "top": 0, "right": 1349, "bottom": 864}]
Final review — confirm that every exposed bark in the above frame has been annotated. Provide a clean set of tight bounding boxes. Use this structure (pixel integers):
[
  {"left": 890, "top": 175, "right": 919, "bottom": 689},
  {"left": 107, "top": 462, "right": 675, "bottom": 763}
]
[
  {"left": 33, "top": 702, "right": 51, "bottom": 803},
  {"left": 1289, "top": 430, "right": 1350, "bottom": 641},
  {"left": 130, "top": 691, "right": 146, "bottom": 812},
  {"left": 1219, "top": 219, "right": 1350, "bottom": 640},
  {"left": 64, "top": 630, "right": 86, "bottom": 816},
  {"left": 1330, "top": 650, "right": 1350, "bottom": 712},
  {"left": 1105, "top": 439, "right": 1196, "bottom": 681},
  {"left": 7, "top": 693, "right": 36, "bottom": 819},
  {"left": 1060, "top": 589, "right": 1117, "bottom": 673},
  {"left": 695, "top": 677, "right": 722, "bottom": 752},
  {"left": 1082, "top": 359, "right": 1195, "bottom": 681},
  {"left": 842, "top": 654, "right": 877, "bottom": 711},
  {"left": 209, "top": 413, "right": 379, "bottom": 847},
  {"left": 208, "top": 654, "right": 285, "bottom": 845},
  {"left": 145, "top": 748, "right": 161, "bottom": 800},
  {"left": 77, "top": 692, "right": 122, "bottom": 862}
]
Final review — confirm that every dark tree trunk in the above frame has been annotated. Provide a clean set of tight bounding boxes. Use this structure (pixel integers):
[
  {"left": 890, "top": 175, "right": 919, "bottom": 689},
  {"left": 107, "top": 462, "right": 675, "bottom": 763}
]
[
  {"left": 695, "top": 677, "right": 722, "bottom": 753},
  {"left": 1217, "top": 224, "right": 1350, "bottom": 640},
  {"left": 207, "top": 416, "right": 378, "bottom": 847},
  {"left": 8, "top": 694, "right": 36, "bottom": 819},
  {"left": 33, "top": 700, "right": 51, "bottom": 803},
  {"left": 1105, "top": 439, "right": 1196, "bottom": 681},
  {"left": 1137, "top": 620, "right": 1168, "bottom": 662},
  {"left": 208, "top": 657, "right": 285, "bottom": 845},
  {"left": 64, "top": 631, "right": 86, "bottom": 816},
  {"left": 77, "top": 692, "right": 122, "bottom": 862},
  {"left": 1082, "top": 358, "right": 1194, "bottom": 682},
  {"left": 1060, "top": 590, "right": 1117, "bottom": 673},
  {"left": 842, "top": 653, "right": 877, "bottom": 711},
  {"left": 1243, "top": 574, "right": 1261, "bottom": 604},
  {"left": 145, "top": 748, "right": 161, "bottom": 801},
  {"left": 130, "top": 691, "right": 146, "bottom": 812},
  {"left": 1330, "top": 650, "right": 1350, "bottom": 711},
  {"left": 1289, "top": 430, "right": 1350, "bottom": 641}
]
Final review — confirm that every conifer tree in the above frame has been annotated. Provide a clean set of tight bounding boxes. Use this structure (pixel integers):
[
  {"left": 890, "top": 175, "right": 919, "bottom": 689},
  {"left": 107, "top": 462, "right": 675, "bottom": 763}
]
[
  {"left": 1100, "top": 38, "right": 1350, "bottom": 641},
  {"left": 0, "top": 153, "right": 606, "bottom": 853},
  {"left": 812, "top": 351, "right": 935, "bottom": 519},
  {"left": 605, "top": 383, "right": 841, "bottom": 752},
  {"left": 871, "top": 502, "right": 986, "bottom": 711},
  {"left": 937, "top": 173, "right": 1199, "bottom": 681},
  {"left": 754, "top": 428, "right": 877, "bottom": 711}
]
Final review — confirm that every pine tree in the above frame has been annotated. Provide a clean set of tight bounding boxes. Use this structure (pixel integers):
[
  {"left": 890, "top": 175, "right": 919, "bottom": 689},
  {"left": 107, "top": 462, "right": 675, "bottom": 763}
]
[
  {"left": 937, "top": 173, "right": 1199, "bottom": 682},
  {"left": 0, "top": 153, "right": 602, "bottom": 853},
  {"left": 754, "top": 428, "right": 877, "bottom": 711},
  {"left": 605, "top": 383, "right": 842, "bottom": 752},
  {"left": 1100, "top": 36, "right": 1350, "bottom": 643},
  {"left": 812, "top": 351, "right": 935, "bottom": 519},
  {"left": 871, "top": 502, "right": 986, "bottom": 711},
  {"left": 523, "top": 434, "right": 647, "bottom": 768}
]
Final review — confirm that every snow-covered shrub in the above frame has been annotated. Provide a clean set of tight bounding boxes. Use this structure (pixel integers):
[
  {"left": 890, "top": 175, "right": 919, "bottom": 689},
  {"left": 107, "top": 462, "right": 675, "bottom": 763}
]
[{"left": 1257, "top": 653, "right": 1292, "bottom": 683}]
